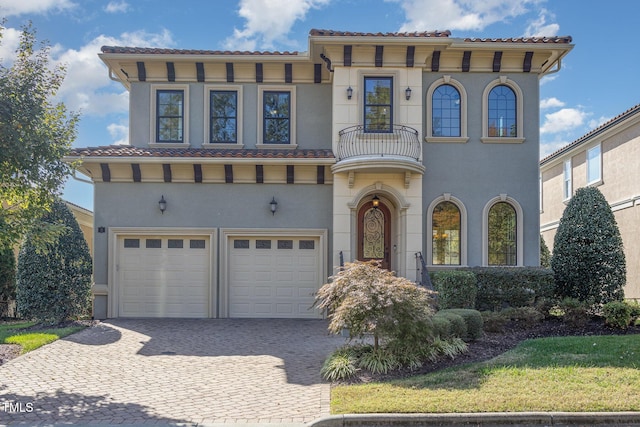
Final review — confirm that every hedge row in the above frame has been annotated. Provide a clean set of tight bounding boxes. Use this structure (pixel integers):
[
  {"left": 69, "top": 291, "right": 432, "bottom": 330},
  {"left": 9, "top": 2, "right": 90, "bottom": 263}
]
[{"left": 431, "top": 267, "right": 554, "bottom": 312}]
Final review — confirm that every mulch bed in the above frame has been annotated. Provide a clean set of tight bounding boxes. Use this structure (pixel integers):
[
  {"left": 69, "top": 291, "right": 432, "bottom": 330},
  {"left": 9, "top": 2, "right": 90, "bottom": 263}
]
[{"left": 344, "top": 317, "right": 640, "bottom": 384}]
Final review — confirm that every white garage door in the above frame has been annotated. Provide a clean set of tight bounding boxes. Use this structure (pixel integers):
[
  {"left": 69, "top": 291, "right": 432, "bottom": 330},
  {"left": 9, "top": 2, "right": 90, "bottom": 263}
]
[
  {"left": 229, "top": 236, "right": 322, "bottom": 318},
  {"left": 118, "top": 236, "right": 210, "bottom": 318}
]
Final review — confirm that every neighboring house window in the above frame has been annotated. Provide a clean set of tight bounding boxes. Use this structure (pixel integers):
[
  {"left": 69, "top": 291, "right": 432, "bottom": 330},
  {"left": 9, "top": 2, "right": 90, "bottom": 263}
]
[
  {"left": 481, "top": 77, "right": 524, "bottom": 143},
  {"left": 432, "top": 84, "right": 461, "bottom": 137},
  {"left": 587, "top": 144, "right": 602, "bottom": 185},
  {"left": 156, "top": 90, "right": 184, "bottom": 143},
  {"left": 210, "top": 90, "right": 237, "bottom": 143},
  {"left": 488, "top": 85, "right": 516, "bottom": 137},
  {"left": 563, "top": 159, "right": 572, "bottom": 200},
  {"left": 364, "top": 76, "right": 393, "bottom": 132},
  {"left": 487, "top": 202, "right": 517, "bottom": 266},
  {"left": 431, "top": 201, "right": 461, "bottom": 265}
]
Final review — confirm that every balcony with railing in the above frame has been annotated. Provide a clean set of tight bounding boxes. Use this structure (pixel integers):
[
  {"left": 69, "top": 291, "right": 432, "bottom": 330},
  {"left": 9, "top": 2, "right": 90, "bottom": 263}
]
[{"left": 332, "top": 124, "right": 425, "bottom": 175}]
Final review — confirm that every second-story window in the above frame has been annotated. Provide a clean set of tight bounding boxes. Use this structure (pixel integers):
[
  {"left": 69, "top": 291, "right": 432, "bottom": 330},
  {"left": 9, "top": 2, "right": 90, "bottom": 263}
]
[
  {"left": 587, "top": 144, "right": 602, "bottom": 185},
  {"left": 563, "top": 159, "right": 572, "bottom": 200},
  {"left": 432, "top": 84, "right": 461, "bottom": 137},
  {"left": 364, "top": 77, "right": 393, "bottom": 132},
  {"left": 263, "top": 91, "right": 291, "bottom": 144},
  {"left": 210, "top": 91, "right": 237, "bottom": 143},
  {"left": 488, "top": 85, "right": 516, "bottom": 137},
  {"left": 156, "top": 90, "right": 184, "bottom": 143}
]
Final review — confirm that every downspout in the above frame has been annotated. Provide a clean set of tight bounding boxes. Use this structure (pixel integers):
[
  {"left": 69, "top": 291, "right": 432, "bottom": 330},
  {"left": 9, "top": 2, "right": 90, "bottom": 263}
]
[
  {"left": 541, "top": 58, "right": 562, "bottom": 78},
  {"left": 71, "top": 169, "right": 93, "bottom": 185}
]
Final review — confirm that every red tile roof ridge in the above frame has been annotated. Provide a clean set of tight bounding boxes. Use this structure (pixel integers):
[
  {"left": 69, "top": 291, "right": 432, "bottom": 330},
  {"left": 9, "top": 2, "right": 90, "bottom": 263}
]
[
  {"left": 540, "top": 103, "right": 640, "bottom": 164},
  {"left": 464, "top": 35, "right": 573, "bottom": 44},
  {"left": 309, "top": 29, "right": 451, "bottom": 38},
  {"left": 100, "top": 46, "right": 300, "bottom": 56}
]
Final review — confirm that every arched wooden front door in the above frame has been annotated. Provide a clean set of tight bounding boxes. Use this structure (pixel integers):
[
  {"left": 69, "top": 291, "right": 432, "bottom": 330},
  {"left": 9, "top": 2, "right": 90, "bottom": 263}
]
[{"left": 357, "top": 200, "right": 391, "bottom": 270}]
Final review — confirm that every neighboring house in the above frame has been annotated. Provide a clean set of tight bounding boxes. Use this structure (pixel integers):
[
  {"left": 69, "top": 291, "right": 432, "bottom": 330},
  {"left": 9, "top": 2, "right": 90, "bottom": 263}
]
[
  {"left": 65, "top": 201, "right": 94, "bottom": 257},
  {"left": 67, "top": 29, "right": 573, "bottom": 319},
  {"left": 540, "top": 104, "right": 640, "bottom": 300}
]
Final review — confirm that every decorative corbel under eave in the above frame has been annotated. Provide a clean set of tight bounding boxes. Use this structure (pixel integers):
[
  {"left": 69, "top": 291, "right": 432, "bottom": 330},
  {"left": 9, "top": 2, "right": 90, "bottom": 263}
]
[
  {"left": 405, "top": 171, "right": 412, "bottom": 189},
  {"left": 348, "top": 171, "right": 355, "bottom": 188}
]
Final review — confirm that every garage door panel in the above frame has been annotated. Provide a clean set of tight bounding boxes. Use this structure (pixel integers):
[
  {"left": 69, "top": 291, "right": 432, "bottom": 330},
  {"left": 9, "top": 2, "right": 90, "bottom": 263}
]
[
  {"left": 228, "top": 236, "right": 322, "bottom": 319},
  {"left": 118, "top": 235, "right": 210, "bottom": 318}
]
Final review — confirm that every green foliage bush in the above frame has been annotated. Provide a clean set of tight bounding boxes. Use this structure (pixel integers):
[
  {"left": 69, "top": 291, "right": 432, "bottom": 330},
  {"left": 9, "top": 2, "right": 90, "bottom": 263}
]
[
  {"left": 434, "top": 311, "right": 467, "bottom": 340},
  {"left": 502, "top": 306, "right": 544, "bottom": 327},
  {"left": 469, "top": 267, "right": 555, "bottom": 311},
  {"left": 552, "top": 187, "right": 626, "bottom": 307},
  {"left": 16, "top": 200, "right": 92, "bottom": 323},
  {"left": 559, "top": 297, "right": 590, "bottom": 328},
  {"left": 540, "top": 235, "right": 551, "bottom": 268},
  {"left": 431, "top": 315, "right": 452, "bottom": 339},
  {"left": 0, "top": 242, "right": 16, "bottom": 301},
  {"left": 320, "top": 347, "right": 358, "bottom": 381},
  {"left": 481, "top": 311, "right": 508, "bottom": 333},
  {"left": 602, "top": 301, "right": 632, "bottom": 330},
  {"left": 439, "top": 309, "right": 483, "bottom": 340},
  {"left": 432, "top": 270, "right": 477, "bottom": 309}
]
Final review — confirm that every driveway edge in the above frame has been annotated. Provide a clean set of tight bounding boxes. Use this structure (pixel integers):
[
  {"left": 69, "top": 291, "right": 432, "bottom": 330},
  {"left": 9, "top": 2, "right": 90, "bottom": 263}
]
[{"left": 308, "top": 412, "right": 640, "bottom": 426}]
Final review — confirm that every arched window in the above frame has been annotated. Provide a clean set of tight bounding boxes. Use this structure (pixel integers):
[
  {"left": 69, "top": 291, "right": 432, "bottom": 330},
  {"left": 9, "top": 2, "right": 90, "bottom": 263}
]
[
  {"left": 431, "top": 201, "right": 461, "bottom": 265},
  {"left": 426, "top": 77, "right": 468, "bottom": 143},
  {"left": 488, "top": 85, "right": 516, "bottom": 137},
  {"left": 432, "top": 84, "right": 461, "bottom": 137},
  {"left": 487, "top": 202, "right": 517, "bottom": 266},
  {"left": 481, "top": 77, "right": 524, "bottom": 144}
]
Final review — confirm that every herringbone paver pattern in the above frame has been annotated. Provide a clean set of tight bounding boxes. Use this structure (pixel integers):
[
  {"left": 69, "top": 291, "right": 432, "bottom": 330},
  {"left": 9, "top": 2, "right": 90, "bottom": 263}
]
[{"left": 0, "top": 319, "right": 345, "bottom": 425}]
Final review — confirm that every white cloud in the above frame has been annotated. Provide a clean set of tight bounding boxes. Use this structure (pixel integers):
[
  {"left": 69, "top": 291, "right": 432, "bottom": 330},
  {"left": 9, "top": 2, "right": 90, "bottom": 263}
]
[
  {"left": 539, "top": 139, "right": 570, "bottom": 159},
  {"left": 0, "top": 0, "right": 75, "bottom": 16},
  {"left": 224, "top": 0, "right": 330, "bottom": 50},
  {"left": 389, "top": 0, "right": 539, "bottom": 32},
  {"left": 524, "top": 8, "right": 560, "bottom": 37},
  {"left": 107, "top": 123, "right": 129, "bottom": 145},
  {"left": 540, "top": 108, "right": 587, "bottom": 134},
  {"left": 540, "top": 97, "right": 565, "bottom": 109},
  {"left": 540, "top": 74, "right": 558, "bottom": 86},
  {"left": 0, "top": 27, "right": 21, "bottom": 63},
  {"left": 104, "top": 1, "right": 130, "bottom": 13}
]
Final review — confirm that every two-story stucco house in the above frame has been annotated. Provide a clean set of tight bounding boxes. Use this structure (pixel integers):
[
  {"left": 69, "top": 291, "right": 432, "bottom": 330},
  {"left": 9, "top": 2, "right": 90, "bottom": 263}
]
[
  {"left": 67, "top": 29, "right": 573, "bottom": 319},
  {"left": 541, "top": 104, "right": 640, "bottom": 300}
]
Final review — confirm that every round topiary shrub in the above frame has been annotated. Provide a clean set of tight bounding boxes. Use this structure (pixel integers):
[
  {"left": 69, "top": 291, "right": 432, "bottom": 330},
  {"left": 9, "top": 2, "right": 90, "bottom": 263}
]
[
  {"left": 17, "top": 199, "right": 92, "bottom": 324},
  {"left": 434, "top": 311, "right": 467, "bottom": 340},
  {"left": 440, "top": 308, "right": 484, "bottom": 340}
]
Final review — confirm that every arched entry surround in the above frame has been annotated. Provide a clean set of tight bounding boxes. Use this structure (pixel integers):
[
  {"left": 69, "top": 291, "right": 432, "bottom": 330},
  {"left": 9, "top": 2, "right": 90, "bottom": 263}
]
[{"left": 347, "top": 182, "right": 410, "bottom": 276}]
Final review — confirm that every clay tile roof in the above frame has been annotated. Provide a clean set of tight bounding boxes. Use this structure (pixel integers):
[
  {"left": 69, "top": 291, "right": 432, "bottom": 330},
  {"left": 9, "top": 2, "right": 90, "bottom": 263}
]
[
  {"left": 100, "top": 46, "right": 300, "bottom": 56},
  {"left": 309, "top": 29, "right": 451, "bottom": 38},
  {"left": 540, "top": 103, "right": 640, "bottom": 164},
  {"left": 68, "top": 145, "right": 335, "bottom": 160},
  {"left": 463, "top": 36, "right": 573, "bottom": 44}
]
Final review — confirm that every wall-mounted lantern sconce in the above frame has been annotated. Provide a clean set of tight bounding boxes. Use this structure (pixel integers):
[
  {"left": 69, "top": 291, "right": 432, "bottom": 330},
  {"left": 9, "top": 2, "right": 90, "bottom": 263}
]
[
  {"left": 158, "top": 195, "right": 167, "bottom": 214},
  {"left": 405, "top": 87, "right": 412, "bottom": 100},
  {"left": 372, "top": 194, "right": 380, "bottom": 209},
  {"left": 270, "top": 196, "right": 278, "bottom": 215},
  {"left": 346, "top": 86, "right": 353, "bottom": 100}
]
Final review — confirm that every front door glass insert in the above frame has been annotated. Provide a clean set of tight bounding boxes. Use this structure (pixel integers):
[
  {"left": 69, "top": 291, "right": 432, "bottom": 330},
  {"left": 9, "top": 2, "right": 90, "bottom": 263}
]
[{"left": 363, "top": 207, "right": 385, "bottom": 258}]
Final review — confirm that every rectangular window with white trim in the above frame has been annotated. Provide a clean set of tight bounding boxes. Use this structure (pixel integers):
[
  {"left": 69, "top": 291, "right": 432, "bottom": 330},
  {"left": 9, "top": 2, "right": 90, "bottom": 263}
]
[
  {"left": 563, "top": 159, "right": 572, "bottom": 200},
  {"left": 586, "top": 144, "right": 602, "bottom": 185}
]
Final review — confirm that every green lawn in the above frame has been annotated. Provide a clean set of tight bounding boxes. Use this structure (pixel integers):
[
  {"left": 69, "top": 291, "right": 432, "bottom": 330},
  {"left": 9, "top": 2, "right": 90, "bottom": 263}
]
[
  {"left": 0, "top": 321, "right": 85, "bottom": 354},
  {"left": 332, "top": 334, "right": 640, "bottom": 414}
]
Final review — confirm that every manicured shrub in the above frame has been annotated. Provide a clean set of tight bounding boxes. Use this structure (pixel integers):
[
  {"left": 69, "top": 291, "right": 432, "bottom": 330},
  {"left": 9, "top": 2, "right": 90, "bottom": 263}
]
[
  {"left": 0, "top": 243, "right": 16, "bottom": 301},
  {"left": 470, "top": 267, "right": 555, "bottom": 311},
  {"left": 439, "top": 308, "right": 483, "bottom": 340},
  {"left": 602, "top": 301, "right": 632, "bottom": 330},
  {"left": 552, "top": 187, "right": 626, "bottom": 307},
  {"left": 481, "top": 311, "right": 508, "bottom": 333},
  {"left": 559, "top": 297, "right": 590, "bottom": 328},
  {"left": 16, "top": 200, "right": 92, "bottom": 323},
  {"left": 432, "top": 270, "right": 477, "bottom": 309},
  {"left": 540, "top": 235, "right": 551, "bottom": 268},
  {"left": 503, "top": 306, "right": 544, "bottom": 328},
  {"left": 434, "top": 311, "right": 467, "bottom": 340},
  {"left": 431, "top": 315, "right": 452, "bottom": 339}
]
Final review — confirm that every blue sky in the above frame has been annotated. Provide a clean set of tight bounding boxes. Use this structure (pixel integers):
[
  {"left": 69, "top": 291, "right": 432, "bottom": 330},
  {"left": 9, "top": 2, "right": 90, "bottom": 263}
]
[{"left": 1, "top": 0, "right": 639, "bottom": 210}]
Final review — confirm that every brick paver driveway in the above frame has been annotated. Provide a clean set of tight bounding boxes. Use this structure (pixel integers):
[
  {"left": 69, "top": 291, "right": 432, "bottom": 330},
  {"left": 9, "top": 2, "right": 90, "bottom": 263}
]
[{"left": 0, "top": 319, "right": 346, "bottom": 425}]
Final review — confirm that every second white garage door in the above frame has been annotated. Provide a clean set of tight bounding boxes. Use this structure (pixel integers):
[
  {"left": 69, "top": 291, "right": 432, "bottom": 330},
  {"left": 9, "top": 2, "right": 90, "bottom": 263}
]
[{"left": 228, "top": 236, "right": 322, "bottom": 318}]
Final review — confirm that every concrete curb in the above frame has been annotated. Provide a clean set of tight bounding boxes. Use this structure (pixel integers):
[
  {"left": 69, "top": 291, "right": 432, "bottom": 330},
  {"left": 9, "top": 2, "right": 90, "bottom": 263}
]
[{"left": 307, "top": 412, "right": 640, "bottom": 426}]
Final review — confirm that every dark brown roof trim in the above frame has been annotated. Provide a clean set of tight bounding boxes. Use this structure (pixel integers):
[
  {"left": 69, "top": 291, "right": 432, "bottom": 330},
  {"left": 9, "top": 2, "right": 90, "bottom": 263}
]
[
  {"left": 285, "top": 63, "right": 292, "bottom": 83},
  {"left": 431, "top": 51, "right": 441, "bottom": 72},
  {"left": 314, "top": 63, "right": 322, "bottom": 83},
  {"left": 406, "top": 46, "right": 415, "bottom": 67},
  {"left": 131, "top": 164, "right": 141, "bottom": 182},
  {"left": 256, "top": 165, "right": 264, "bottom": 183},
  {"left": 375, "top": 45, "right": 383, "bottom": 67},
  {"left": 226, "top": 63, "right": 234, "bottom": 82},
  {"left": 224, "top": 164, "right": 233, "bottom": 183},
  {"left": 166, "top": 62, "right": 175, "bottom": 82},
  {"left": 196, "top": 62, "right": 205, "bottom": 82},
  {"left": 462, "top": 51, "right": 471, "bottom": 72},
  {"left": 100, "top": 163, "right": 111, "bottom": 182},
  {"left": 492, "top": 51, "right": 502, "bottom": 72},
  {"left": 317, "top": 165, "right": 325, "bottom": 184},
  {"left": 136, "top": 62, "right": 146, "bottom": 81},
  {"left": 162, "top": 164, "right": 172, "bottom": 182},
  {"left": 287, "top": 165, "right": 294, "bottom": 184},
  {"left": 256, "top": 63, "right": 263, "bottom": 82},
  {"left": 193, "top": 164, "right": 203, "bottom": 183},
  {"left": 344, "top": 45, "right": 352, "bottom": 66}
]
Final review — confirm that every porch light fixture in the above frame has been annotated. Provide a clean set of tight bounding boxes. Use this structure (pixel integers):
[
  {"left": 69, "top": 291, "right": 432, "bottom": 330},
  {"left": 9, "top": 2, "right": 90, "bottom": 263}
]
[
  {"left": 405, "top": 87, "right": 412, "bottom": 100},
  {"left": 270, "top": 196, "right": 278, "bottom": 215},
  {"left": 346, "top": 86, "right": 353, "bottom": 100},
  {"left": 158, "top": 195, "right": 167, "bottom": 214},
  {"left": 372, "top": 194, "right": 380, "bottom": 209}
]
